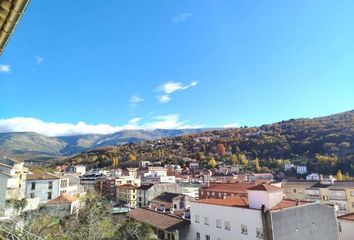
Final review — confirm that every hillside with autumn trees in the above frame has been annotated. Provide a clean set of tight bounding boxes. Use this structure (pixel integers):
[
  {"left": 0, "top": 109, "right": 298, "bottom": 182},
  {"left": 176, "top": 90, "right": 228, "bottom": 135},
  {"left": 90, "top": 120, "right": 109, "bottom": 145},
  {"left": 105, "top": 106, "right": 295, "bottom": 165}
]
[{"left": 62, "top": 110, "right": 354, "bottom": 176}]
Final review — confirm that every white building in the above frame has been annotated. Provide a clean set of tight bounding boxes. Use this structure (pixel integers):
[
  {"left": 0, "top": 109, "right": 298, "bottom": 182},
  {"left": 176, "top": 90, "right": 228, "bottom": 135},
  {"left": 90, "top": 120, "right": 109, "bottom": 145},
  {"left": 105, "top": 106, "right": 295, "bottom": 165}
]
[
  {"left": 338, "top": 213, "right": 354, "bottom": 240},
  {"left": 0, "top": 162, "right": 28, "bottom": 216},
  {"left": 284, "top": 163, "right": 295, "bottom": 171},
  {"left": 296, "top": 165, "right": 308, "bottom": 175},
  {"left": 188, "top": 184, "right": 339, "bottom": 240},
  {"left": 25, "top": 172, "right": 61, "bottom": 205},
  {"left": 306, "top": 173, "right": 320, "bottom": 181}
]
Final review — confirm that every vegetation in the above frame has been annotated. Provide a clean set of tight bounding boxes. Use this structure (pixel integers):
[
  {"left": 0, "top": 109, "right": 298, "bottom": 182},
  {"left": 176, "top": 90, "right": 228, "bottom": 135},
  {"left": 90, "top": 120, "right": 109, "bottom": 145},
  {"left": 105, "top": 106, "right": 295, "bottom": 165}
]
[
  {"left": 0, "top": 194, "right": 154, "bottom": 240},
  {"left": 63, "top": 110, "right": 354, "bottom": 176}
]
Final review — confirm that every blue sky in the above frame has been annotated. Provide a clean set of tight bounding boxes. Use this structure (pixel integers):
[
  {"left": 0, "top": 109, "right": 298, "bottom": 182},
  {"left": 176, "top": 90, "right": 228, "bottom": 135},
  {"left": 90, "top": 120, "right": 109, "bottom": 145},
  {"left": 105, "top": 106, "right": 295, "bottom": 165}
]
[{"left": 0, "top": 0, "right": 354, "bottom": 136}]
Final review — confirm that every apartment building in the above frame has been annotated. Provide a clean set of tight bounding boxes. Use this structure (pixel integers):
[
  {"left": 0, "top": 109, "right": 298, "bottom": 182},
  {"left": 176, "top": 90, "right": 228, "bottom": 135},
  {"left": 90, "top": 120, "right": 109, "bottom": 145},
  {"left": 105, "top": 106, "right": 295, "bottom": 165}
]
[
  {"left": 116, "top": 184, "right": 138, "bottom": 208},
  {"left": 282, "top": 179, "right": 354, "bottom": 215},
  {"left": 95, "top": 177, "right": 117, "bottom": 201},
  {"left": 189, "top": 184, "right": 339, "bottom": 240},
  {"left": 0, "top": 162, "right": 28, "bottom": 216},
  {"left": 25, "top": 172, "right": 61, "bottom": 204}
]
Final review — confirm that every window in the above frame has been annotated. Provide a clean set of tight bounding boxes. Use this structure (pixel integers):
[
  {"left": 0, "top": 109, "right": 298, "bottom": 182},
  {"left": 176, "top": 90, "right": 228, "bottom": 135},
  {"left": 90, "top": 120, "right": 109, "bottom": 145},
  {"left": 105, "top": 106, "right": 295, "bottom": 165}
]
[
  {"left": 256, "top": 228, "right": 264, "bottom": 238},
  {"left": 48, "top": 181, "right": 53, "bottom": 190},
  {"left": 30, "top": 193, "right": 35, "bottom": 198},
  {"left": 338, "top": 222, "right": 342, "bottom": 233},
  {"left": 204, "top": 217, "right": 209, "bottom": 225},
  {"left": 352, "top": 202, "right": 354, "bottom": 208},
  {"left": 293, "top": 189, "right": 297, "bottom": 193},
  {"left": 351, "top": 191, "right": 354, "bottom": 197},
  {"left": 196, "top": 232, "right": 200, "bottom": 240},
  {"left": 31, "top": 182, "right": 36, "bottom": 190},
  {"left": 216, "top": 219, "right": 222, "bottom": 228},
  {"left": 205, "top": 235, "right": 210, "bottom": 240},
  {"left": 47, "top": 192, "right": 52, "bottom": 200},
  {"left": 225, "top": 221, "right": 231, "bottom": 231},
  {"left": 241, "top": 225, "right": 248, "bottom": 235},
  {"left": 298, "top": 189, "right": 303, "bottom": 194},
  {"left": 195, "top": 215, "right": 200, "bottom": 223}
]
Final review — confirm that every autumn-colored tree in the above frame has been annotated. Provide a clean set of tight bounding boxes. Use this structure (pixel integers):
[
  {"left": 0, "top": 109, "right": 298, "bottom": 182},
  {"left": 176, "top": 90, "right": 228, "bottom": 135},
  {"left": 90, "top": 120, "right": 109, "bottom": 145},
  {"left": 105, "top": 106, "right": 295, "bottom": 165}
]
[
  {"left": 208, "top": 158, "right": 218, "bottom": 168},
  {"left": 230, "top": 154, "right": 239, "bottom": 165},
  {"left": 254, "top": 158, "right": 261, "bottom": 173},
  {"left": 336, "top": 170, "right": 343, "bottom": 181},
  {"left": 238, "top": 154, "right": 248, "bottom": 166},
  {"left": 128, "top": 153, "right": 137, "bottom": 161},
  {"left": 217, "top": 144, "right": 226, "bottom": 156},
  {"left": 112, "top": 157, "right": 119, "bottom": 168}
]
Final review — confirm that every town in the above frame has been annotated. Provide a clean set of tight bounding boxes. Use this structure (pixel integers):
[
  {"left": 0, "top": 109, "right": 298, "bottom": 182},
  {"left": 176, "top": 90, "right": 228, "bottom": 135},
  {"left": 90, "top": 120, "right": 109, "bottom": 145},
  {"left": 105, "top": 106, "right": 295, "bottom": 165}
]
[{"left": 1, "top": 155, "right": 353, "bottom": 239}]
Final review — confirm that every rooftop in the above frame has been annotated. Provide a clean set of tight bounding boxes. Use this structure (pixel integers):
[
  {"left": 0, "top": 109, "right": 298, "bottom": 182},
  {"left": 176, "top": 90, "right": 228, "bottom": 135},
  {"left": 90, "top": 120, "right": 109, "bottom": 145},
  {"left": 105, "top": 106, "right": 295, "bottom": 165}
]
[
  {"left": 127, "top": 208, "right": 190, "bottom": 230},
  {"left": 27, "top": 172, "right": 60, "bottom": 180},
  {"left": 201, "top": 182, "right": 256, "bottom": 194},
  {"left": 151, "top": 192, "right": 185, "bottom": 204},
  {"left": 194, "top": 196, "right": 249, "bottom": 208},
  {"left": 46, "top": 194, "right": 79, "bottom": 205},
  {"left": 338, "top": 213, "right": 354, "bottom": 222},
  {"left": 248, "top": 184, "right": 282, "bottom": 192},
  {"left": 271, "top": 199, "right": 310, "bottom": 211}
]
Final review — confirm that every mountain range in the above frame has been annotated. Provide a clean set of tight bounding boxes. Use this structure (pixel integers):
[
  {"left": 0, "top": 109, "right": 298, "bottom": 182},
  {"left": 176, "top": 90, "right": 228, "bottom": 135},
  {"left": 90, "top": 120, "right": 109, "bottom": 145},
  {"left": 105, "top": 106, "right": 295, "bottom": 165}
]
[{"left": 0, "top": 129, "right": 208, "bottom": 163}]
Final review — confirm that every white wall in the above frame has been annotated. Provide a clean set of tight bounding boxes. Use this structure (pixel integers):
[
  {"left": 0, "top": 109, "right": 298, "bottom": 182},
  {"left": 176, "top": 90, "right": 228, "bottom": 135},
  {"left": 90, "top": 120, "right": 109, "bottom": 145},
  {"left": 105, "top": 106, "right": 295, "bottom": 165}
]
[
  {"left": 339, "top": 219, "right": 354, "bottom": 240},
  {"left": 25, "top": 179, "right": 60, "bottom": 204},
  {"left": 189, "top": 202, "right": 263, "bottom": 240}
]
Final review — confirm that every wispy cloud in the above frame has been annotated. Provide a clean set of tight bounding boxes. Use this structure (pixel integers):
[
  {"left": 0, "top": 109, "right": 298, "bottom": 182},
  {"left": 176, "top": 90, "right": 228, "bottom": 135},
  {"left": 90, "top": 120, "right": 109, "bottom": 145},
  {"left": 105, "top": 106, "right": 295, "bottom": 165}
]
[
  {"left": 35, "top": 56, "right": 44, "bottom": 64},
  {"left": 157, "top": 80, "right": 198, "bottom": 103},
  {"left": 172, "top": 13, "right": 192, "bottom": 23},
  {"left": 0, "top": 64, "right": 10, "bottom": 73},
  {"left": 0, "top": 115, "right": 203, "bottom": 136},
  {"left": 129, "top": 95, "right": 144, "bottom": 104},
  {"left": 157, "top": 95, "right": 171, "bottom": 104}
]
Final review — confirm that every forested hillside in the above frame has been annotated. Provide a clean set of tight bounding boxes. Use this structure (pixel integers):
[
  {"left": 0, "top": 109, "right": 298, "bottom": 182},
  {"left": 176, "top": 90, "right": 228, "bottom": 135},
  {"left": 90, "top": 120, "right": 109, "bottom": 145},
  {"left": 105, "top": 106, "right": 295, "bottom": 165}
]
[{"left": 64, "top": 110, "right": 354, "bottom": 176}]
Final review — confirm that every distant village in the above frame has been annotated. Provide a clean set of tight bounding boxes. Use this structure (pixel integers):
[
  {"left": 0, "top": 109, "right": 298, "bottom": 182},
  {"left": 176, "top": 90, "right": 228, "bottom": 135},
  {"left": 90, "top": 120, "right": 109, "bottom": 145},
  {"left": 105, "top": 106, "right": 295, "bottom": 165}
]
[{"left": 1, "top": 156, "right": 353, "bottom": 240}]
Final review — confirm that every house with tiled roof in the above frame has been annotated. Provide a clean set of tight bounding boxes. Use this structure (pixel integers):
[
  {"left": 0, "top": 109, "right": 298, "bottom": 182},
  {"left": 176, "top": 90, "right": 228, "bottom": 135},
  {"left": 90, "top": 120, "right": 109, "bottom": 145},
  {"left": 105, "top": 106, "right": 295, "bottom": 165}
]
[
  {"left": 45, "top": 193, "right": 80, "bottom": 216},
  {"left": 198, "top": 182, "right": 256, "bottom": 199},
  {"left": 189, "top": 184, "right": 339, "bottom": 240},
  {"left": 25, "top": 172, "right": 61, "bottom": 205},
  {"left": 338, "top": 212, "right": 354, "bottom": 240},
  {"left": 137, "top": 183, "right": 180, "bottom": 207},
  {"left": 127, "top": 207, "right": 190, "bottom": 240}
]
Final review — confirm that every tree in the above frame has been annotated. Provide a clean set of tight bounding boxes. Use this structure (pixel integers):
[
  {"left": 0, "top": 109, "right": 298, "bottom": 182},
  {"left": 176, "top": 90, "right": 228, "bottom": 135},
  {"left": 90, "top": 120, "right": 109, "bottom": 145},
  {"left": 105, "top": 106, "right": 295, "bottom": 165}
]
[
  {"left": 217, "top": 144, "right": 226, "bottom": 156},
  {"left": 115, "top": 221, "right": 152, "bottom": 240},
  {"left": 112, "top": 157, "right": 119, "bottom": 168},
  {"left": 128, "top": 153, "right": 137, "bottom": 161},
  {"left": 336, "top": 170, "right": 343, "bottom": 181},
  {"left": 208, "top": 158, "right": 218, "bottom": 168},
  {"left": 254, "top": 158, "right": 261, "bottom": 173},
  {"left": 238, "top": 154, "right": 248, "bottom": 166},
  {"left": 230, "top": 154, "right": 239, "bottom": 165}
]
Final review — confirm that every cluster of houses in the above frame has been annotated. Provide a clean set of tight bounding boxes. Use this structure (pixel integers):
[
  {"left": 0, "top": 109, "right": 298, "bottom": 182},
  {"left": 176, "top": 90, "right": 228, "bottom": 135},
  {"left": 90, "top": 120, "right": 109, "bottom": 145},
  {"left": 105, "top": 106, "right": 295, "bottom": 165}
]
[{"left": 1, "top": 158, "right": 354, "bottom": 240}]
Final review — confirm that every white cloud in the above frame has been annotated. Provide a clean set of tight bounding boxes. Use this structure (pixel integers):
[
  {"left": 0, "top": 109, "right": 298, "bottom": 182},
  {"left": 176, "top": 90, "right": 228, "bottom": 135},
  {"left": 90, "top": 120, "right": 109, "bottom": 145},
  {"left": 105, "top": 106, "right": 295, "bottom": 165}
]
[
  {"left": 158, "top": 80, "right": 197, "bottom": 94},
  {"left": 156, "top": 80, "right": 198, "bottom": 103},
  {"left": 222, "top": 122, "right": 240, "bottom": 128},
  {"left": 35, "top": 56, "right": 44, "bottom": 64},
  {"left": 129, "top": 95, "right": 144, "bottom": 104},
  {"left": 172, "top": 13, "right": 192, "bottom": 23},
  {"left": 0, "top": 115, "right": 203, "bottom": 136},
  {"left": 0, "top": 64, "right": 10, "bottom": 73},
  {"left": 157, "top": 95, "right": 171, "bottom": 104}
]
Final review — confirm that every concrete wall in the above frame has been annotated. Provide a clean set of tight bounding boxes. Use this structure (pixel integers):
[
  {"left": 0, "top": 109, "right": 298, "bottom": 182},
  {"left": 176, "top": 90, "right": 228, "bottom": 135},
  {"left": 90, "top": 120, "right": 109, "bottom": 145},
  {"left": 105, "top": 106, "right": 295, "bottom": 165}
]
[
  {"left": 270, "top": 203, "right": 339, "bottom": 240},
  {"left": 25, "top": 179, "right": 60, "bottom": 204},
  {"left": 189, "top": 202, "right": 263, "bottom": 240},
  {"left": 339, "top": 219, "right": 354, "bottom": 240}
]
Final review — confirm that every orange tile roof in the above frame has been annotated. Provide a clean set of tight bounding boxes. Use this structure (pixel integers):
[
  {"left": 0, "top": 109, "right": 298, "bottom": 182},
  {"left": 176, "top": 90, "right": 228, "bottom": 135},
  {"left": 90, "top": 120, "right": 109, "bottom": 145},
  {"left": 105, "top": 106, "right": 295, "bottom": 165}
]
[
  {"left": 338, "top": 213, "right": 354, "bottom": 221},
  {"left": 202, "top": 183, "right": 256, "bottom": 194},
  {"left": 194, "top": 196, "right": 249, "bottom": 208},
  {"left": 127, "top": 208, "right": 189, "bottom": 230},
  {"left": 117, "top": 184, "right": 138, "bottom": 189},
  {"left": 271, "top": 199, "right": 310, "bottom": 211},
  {"left": 46, "top": 194, "right": 79, "bottom": 204},
  {"left": 248, "top": 184, "right": 281, "bottom": 192},
  {"left": 27, "top": 172, "right": 60, "bottom": 180}
]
